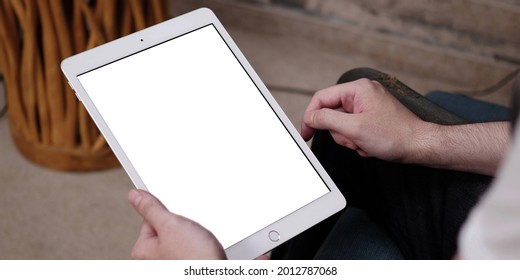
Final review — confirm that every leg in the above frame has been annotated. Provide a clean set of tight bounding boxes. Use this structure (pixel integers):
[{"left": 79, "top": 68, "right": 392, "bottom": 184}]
[
  {"left": 314, "top": 207, "right": 404, "bottom": 260},
  {"left": 311, "top": 130, "right": 492, "bottom": 259}
]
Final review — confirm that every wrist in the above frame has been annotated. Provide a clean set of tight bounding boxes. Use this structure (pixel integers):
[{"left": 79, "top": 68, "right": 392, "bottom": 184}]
[
  {"left": 404, "top": 121, "right": 508, "bottom": 175},
  {"left": 406, "top": 121, "right": 442, "bottom": 165}
]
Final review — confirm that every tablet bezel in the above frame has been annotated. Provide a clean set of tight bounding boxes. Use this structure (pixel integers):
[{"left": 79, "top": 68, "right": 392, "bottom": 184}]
[{"left": 61, "top": 7, "right": 346, "bottom": 260}]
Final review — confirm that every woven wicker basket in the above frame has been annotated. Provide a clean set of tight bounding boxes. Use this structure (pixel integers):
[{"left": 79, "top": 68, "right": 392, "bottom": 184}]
[{"left": 0, "top": 0, "right": 168, "bottom": 171}]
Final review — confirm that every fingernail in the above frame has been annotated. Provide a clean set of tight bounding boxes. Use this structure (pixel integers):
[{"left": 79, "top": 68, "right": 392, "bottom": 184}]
[
  {"left": 310, "top": 111, "right": 318, "bottom": 124},
  {"left": 129, "top": 189, "right": 143, "bottom": 206}
]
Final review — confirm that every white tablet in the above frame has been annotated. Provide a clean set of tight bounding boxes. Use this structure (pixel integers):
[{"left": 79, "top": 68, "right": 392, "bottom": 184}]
[{"left": 61, "top": 8, "right": 346, "bottom": 260}]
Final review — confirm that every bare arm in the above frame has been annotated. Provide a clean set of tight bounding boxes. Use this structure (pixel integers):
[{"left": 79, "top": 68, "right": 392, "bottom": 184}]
[
  {"left": 409, "top": 121, "right": 509, "bottom": 176},
  {"left": 302, "top": 79, "right": 510, "bottom": 176}
]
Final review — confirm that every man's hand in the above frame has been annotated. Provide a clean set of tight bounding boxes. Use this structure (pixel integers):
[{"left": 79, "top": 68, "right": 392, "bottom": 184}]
[
  {"left": 301, "top": 78, "right": 426, "bottom": 163},
  {"left": 128, "top": 189, "right": 226, "bottom": 260},
  {"left": 301, "top": 78, "right": 509, "bottom": 176}
]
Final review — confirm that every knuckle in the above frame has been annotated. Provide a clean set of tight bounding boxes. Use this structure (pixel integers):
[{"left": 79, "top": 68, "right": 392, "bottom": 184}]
[
  {"left": 313, "top": 109, "right": 329, "bottom": 125},
  {"left": 314, "top": 88, "right": 326, "bottom": 96},
  {"left": 356, "top": 78, "right": 372, "bottom": 85},
  {"left": 357, "top": 78, "right": 381, "bottom": 91},
  {"left": 314, "top": 88, "right": 330, "bottom": 100},
  {"left": 138, "top": 196, "right": 156, "bottom": 218}
]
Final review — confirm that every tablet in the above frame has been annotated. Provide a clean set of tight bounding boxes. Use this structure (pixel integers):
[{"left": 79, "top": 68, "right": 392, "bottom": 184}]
[{"left": 61, "top": 8, "right": 346, "bottom": 260}]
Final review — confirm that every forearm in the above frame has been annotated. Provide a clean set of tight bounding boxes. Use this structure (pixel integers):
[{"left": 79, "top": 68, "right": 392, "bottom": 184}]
[{"left": 409, "top": 121, "right": 511, "bottom": 176}]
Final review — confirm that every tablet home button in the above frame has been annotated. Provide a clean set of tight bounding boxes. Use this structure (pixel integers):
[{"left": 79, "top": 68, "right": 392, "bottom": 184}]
[{"left": 268, "top": 230, "right": 280, "bottom": 242}]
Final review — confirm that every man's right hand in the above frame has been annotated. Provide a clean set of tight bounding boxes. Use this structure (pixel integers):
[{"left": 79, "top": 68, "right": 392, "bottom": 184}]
[{"left": 301, "top": 78, "right": 428, "bottom": 163}]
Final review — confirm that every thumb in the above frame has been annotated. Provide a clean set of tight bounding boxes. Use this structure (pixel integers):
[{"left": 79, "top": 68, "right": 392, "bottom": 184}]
[
  {"left": 128, "top": 189, "right": 170, "bottom": 227},
  {"left": 304, "top": 108, "right": 358, "bottom": 138}
]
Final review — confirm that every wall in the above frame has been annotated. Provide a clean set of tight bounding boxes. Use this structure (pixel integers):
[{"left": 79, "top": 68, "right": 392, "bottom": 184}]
[{"left": 239, "top": 0, "right": 520, "bottom": 66}]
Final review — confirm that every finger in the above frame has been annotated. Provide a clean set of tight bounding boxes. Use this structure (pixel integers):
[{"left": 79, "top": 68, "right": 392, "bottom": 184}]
[
  {"left": 301, "top": 82, "right": 361, "bottom": 140},
  {"left": 128, "top": 189, "right": 171, "bottom": 228},
  {"left": 304, "top": 108, "right": 361, "bottom": 141},
  {"left": 357, "top": 149, "right": 369, "bottom": 157},
  {"left": 329, "top": 131, "right": 370, "bottom": 157},
  {"left": 330, "top": 130, "right": 358, "bottom": 150},
  {"left": 305, "top": 83, "right": 359, "bottom": 114},
  {"left": 255, "top": 254, "right": 270, "bottom": 260},
  {"left": 302, "top": 107, "right": 347, "bottom": 141},
  {"left": 300, "top": 122, "right": 316, "bottom": 142}
]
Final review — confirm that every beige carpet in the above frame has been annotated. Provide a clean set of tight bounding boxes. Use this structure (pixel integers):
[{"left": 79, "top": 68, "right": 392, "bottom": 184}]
[{"left": 0, "top": 115, "right": 139, "bottom": 259}]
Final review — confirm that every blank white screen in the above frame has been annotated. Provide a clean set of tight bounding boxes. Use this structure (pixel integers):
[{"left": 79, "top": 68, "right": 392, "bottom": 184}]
[{"left": 78, "top": 25, "right": 329, "bottom": 249}]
